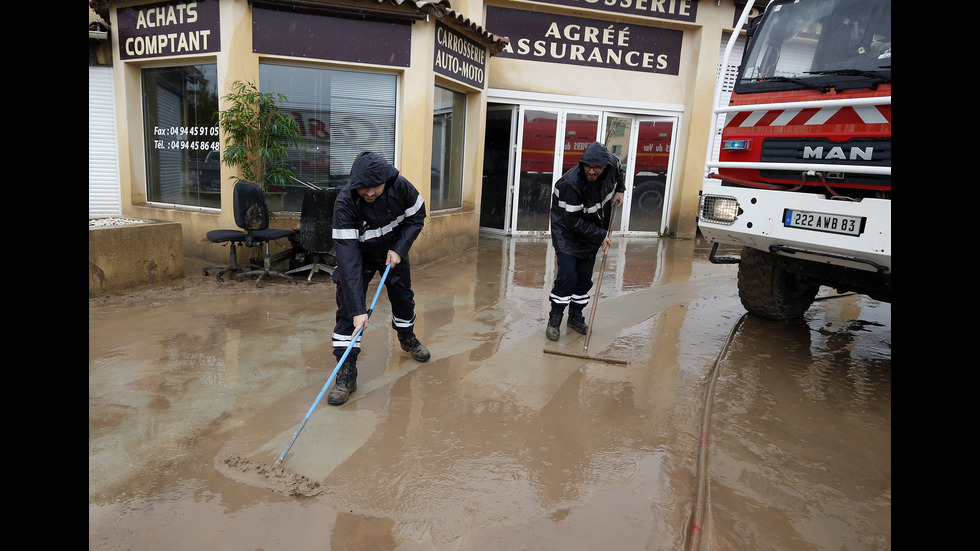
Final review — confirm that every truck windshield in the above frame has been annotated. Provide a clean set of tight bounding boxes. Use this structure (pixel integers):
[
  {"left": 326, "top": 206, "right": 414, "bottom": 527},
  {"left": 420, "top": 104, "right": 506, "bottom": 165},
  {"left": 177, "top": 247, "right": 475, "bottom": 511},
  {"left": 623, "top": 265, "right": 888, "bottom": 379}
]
[{"left": 735, "top": 0, "right": 890, "bottom": 94}]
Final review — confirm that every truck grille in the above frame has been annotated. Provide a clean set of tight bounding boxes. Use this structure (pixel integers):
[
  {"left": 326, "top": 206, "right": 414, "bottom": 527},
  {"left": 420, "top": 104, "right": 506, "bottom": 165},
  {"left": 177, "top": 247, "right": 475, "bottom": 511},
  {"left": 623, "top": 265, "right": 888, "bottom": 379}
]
[{"left": 759, "top": 138, "right": 891, "bottom": 188}]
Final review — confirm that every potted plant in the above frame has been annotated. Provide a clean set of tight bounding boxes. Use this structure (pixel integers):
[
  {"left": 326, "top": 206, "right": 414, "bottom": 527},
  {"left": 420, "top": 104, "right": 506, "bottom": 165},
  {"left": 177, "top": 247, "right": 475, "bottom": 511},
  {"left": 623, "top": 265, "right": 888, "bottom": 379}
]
[{"left": 216, "top": 80, "right": 304, "bottom": 211}]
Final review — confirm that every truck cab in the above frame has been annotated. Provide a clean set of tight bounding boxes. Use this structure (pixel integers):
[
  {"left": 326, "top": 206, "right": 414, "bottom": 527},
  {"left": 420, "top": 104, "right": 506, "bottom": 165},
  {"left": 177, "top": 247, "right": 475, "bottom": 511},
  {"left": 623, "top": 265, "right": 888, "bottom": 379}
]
[{"left": 698, "top": 0, "right": 891, "bottom": 320}]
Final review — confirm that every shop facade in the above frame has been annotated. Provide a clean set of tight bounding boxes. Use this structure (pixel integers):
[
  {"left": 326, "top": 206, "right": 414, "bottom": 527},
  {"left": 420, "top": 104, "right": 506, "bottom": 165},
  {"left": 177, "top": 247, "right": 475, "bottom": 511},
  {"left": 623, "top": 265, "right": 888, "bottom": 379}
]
[
  {"left": 92, "top": 0, "right": 753, "bottom": 265},
  {"left": 479, "top": 0, "right": 753, "bottom": 238},
  {"left": 97, "top": 0, "right": 508, "bottom": 265}
]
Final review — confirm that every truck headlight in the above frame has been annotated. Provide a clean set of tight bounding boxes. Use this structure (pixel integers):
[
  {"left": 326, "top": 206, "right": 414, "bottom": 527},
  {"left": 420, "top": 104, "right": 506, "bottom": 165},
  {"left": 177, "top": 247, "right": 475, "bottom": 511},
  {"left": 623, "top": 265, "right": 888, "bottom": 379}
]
[{"left": 700, "top": 195, "right": 740, "bottom": 225}]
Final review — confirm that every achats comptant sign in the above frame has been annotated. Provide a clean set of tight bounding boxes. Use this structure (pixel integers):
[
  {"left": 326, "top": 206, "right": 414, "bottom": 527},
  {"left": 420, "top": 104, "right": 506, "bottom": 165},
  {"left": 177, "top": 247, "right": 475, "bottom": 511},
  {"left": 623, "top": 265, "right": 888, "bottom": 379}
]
[
  {"left": 487, "top": 6, "right": 682, "bottom": 74},
  {"left": 118, "top": 0, "right": 220, "bottom": 60}
]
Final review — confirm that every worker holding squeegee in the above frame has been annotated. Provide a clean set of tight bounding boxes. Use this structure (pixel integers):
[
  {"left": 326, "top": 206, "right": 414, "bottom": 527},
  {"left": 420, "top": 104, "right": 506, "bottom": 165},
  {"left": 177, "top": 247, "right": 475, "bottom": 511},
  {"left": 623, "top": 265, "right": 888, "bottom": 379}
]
[
  {"left": 546, "top": 142, "right": 625, "bottom": 342},
  {"left": 328, "top": 151, "right": 431, "bottom": 406}
]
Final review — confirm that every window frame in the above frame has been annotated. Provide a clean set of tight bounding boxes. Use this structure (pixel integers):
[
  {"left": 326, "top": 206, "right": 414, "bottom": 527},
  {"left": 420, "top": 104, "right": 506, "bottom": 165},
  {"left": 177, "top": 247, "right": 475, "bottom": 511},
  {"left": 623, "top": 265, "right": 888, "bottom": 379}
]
[
  {"left": 430, "top": 83, "right": 467, "bottom": 213},
  {"left": 258, "top": 61, "right": 400, "bottom": 208},
  {"left": 140, "top": 61, "right": 221, "bottom": 211}
]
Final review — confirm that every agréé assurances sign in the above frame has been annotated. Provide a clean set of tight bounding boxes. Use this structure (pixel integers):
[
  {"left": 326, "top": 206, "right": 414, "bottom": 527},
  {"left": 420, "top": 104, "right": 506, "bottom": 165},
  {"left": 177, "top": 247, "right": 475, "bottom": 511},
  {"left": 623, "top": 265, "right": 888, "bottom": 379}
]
[{"left": 487, "top": 6, "right": 684, "bottom": 74}]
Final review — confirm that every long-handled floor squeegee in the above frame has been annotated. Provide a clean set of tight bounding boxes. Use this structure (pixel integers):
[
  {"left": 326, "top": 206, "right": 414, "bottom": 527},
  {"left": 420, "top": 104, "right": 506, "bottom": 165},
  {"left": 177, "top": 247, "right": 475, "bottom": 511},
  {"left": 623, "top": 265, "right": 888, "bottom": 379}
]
[
  {"left": 274, "top": 262, "right": 392, "bottom": 468},
  {"left": 544, "top": 206, "right": 628, "bottom": 366}
]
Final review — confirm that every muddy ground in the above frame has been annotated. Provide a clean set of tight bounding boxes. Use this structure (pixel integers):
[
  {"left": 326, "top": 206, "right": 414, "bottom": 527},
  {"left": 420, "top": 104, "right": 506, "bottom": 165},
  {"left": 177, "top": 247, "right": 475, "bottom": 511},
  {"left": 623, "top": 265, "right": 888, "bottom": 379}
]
[{"left": 89, "top": 235, "right": 891, "bottom": 549}]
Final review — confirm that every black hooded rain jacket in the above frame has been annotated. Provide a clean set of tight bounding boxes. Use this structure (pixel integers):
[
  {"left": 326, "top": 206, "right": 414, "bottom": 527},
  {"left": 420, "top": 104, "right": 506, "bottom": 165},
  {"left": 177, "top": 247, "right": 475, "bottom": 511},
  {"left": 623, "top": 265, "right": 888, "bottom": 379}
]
[
  {"left": 331, "top": 152, "right": 426, "bottom": 317},
  {"left": 549, "top": 142, "right": 626, "bottom": 258}
]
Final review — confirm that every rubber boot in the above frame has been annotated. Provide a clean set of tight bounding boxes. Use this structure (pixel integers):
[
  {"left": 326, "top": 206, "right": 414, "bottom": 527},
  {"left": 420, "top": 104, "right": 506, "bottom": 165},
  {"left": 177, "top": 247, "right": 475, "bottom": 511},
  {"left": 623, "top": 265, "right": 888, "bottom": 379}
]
[
  {"left": 327, "top": 359, "right": 357, "bottom": 405},
  {"left": 398, "top": 331, "right": 431, "bottom": 362},
  {"left": 546, "top": 304, "right": 563, "bottom": 341},
  {"left": 567, "top": 305, "right": 588, "bottom": 335}
]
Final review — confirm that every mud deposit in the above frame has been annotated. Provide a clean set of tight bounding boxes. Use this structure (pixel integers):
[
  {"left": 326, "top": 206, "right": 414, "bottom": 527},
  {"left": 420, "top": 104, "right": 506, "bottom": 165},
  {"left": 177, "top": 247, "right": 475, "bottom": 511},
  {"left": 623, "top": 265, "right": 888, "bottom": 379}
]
[
  {"left": 217, "top": 455, "right": 323, "bottom": 498},
  {"left": 90, "top": 236, "right": 890, "bottom": 550}
]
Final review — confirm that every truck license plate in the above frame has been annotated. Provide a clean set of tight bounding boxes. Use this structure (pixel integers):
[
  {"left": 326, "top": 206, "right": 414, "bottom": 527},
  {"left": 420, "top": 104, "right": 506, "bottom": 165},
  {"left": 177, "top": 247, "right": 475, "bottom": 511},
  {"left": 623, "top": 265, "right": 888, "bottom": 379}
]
[{"left": 784, "top": 210, "right": 862, "bottom": 236}]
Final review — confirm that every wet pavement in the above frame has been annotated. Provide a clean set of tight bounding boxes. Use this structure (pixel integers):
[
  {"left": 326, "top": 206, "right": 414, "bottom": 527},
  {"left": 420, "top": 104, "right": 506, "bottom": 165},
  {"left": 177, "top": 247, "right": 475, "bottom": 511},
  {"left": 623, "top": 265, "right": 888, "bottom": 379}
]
[{"left": 89, "top": 234, "right": 891, "bottom": 550}]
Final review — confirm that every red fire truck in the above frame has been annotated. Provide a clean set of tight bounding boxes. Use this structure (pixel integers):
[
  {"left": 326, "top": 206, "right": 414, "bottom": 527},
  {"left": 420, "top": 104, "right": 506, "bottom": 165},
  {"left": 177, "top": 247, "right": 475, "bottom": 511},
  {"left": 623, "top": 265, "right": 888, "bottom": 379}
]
[{"left": 698, "top": 0, "right": 890, "bottom": 320}]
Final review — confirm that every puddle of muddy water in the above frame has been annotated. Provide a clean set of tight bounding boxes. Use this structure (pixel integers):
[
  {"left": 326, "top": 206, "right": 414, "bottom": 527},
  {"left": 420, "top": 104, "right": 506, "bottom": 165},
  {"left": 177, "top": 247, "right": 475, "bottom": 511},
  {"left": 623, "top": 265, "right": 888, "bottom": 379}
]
[
  {"left": 90, "top": 237, "right": 887, "bottom": 550},
  {"left": 703, "top": 295, "right": 891, "bottom": 550}
]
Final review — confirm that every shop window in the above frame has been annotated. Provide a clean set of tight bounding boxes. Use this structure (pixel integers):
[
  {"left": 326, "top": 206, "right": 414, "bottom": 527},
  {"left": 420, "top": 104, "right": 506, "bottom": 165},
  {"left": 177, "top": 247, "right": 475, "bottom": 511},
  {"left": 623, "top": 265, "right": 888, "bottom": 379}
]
[
  {"left": 431, "top": 85, "right": 465, "bottom": 211},
  {"left": 259, "top": 63, "right": 396, "bottom": 200},
  {"left": 141, "top": 64, "right": 220, "bottom": 208}
]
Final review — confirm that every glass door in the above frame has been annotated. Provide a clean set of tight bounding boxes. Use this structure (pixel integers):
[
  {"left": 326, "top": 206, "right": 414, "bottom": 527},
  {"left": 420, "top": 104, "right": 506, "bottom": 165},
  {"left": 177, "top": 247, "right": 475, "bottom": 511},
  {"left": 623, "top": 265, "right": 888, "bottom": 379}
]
[
  {"left": 497, "top": 105, "right": 678, "bottom": 236},
  {"left": 626, "top": 117, "right": 675, "bottom": 233},
  {"left": 602, "top": 114, "right": 677, "bottom": 235},
  {"left": 601, "top": 114, "right": 633, "bottom": 232},
  {"left": 513, "top": 107, "right": 559, "bottom": 232},
  {"left": 560, "top": 112, "right": 600, "bottom": 174},
  {"left": 480, "top": 105, "right": 517, "bottom": 233}
]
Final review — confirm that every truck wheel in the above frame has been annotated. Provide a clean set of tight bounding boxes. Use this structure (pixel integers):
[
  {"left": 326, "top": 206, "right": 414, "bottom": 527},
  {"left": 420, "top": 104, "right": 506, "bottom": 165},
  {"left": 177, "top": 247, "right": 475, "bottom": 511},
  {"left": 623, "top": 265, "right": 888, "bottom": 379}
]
[{"left": 737, "top": 247, "right": 819, "bottom": 321}]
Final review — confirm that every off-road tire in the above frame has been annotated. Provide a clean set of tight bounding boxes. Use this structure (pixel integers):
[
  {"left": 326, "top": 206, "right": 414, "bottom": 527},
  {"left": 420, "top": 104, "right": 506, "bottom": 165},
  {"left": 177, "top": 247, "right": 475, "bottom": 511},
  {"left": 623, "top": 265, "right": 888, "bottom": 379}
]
[{"left": 737, "top": 247, "right": 819, "bottom": 321}]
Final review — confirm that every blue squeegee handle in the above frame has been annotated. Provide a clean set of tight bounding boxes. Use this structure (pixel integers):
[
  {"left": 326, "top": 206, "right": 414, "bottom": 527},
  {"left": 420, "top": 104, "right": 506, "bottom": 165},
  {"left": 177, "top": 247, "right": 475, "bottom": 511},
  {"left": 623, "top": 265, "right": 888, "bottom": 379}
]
[{"left": 275, "top": 262, "right": 392, "bottom": 467}]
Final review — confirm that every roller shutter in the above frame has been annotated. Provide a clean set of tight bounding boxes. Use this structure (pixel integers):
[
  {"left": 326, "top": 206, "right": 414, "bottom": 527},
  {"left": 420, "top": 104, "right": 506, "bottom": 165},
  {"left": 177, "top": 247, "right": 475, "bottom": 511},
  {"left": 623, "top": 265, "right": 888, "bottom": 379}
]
[{"left": 89, "top": 65, "right": 122, "bottom": 218}]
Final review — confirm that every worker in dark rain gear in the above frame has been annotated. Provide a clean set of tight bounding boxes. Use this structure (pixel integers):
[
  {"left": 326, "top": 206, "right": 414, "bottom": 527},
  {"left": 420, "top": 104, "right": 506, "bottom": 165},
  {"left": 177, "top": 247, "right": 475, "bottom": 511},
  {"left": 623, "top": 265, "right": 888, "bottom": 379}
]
[
  {"left": 546, "top": 142, "right": 625, "bottom": 341},
  {"left": 328, "top": 151, "right": 430, "bottom": 406}
]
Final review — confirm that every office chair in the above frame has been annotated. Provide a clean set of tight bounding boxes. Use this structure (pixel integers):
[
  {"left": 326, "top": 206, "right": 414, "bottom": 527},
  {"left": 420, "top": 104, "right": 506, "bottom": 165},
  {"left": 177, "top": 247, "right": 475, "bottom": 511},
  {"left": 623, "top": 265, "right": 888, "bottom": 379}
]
[
  {"left": 233, "top": 181, "right": 297, "bottom": 288},
  {"left": 286, "top": 187, "right": 338, "bottom": 284},
  {"left": 203, "top": 219, "right": 249, "bottom": 282}
]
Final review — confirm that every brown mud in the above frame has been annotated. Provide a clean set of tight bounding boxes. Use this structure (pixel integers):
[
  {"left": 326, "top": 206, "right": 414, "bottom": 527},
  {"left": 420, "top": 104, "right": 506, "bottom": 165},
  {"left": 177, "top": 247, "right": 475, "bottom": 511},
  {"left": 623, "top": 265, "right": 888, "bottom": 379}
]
[{"left": 216, "top": 454, "right": 323, "bottom": 498}]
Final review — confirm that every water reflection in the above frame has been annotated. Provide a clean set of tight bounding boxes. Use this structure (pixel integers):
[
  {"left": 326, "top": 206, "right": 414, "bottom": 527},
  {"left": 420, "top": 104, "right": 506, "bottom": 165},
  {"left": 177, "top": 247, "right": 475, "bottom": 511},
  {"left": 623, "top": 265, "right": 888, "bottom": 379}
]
[
  {"left": 318, "top": 235, "right": 744, "bottom": 544},
  {"left": 97, "top": 233, "right": 839, "bottom": 549},
  {"left": 706, "top": 296, "right": 891, "bottom": 549},
  {"left": 475, "top": 234, "right": 695, "bottom": 302}
]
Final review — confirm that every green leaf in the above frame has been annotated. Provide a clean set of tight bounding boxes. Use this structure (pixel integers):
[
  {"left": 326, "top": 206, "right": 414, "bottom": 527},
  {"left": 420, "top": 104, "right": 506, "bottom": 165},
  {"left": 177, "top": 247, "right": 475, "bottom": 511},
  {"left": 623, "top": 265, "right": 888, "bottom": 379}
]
[{"left": 216, "top": 80, "right": 305, "bottom": 194}]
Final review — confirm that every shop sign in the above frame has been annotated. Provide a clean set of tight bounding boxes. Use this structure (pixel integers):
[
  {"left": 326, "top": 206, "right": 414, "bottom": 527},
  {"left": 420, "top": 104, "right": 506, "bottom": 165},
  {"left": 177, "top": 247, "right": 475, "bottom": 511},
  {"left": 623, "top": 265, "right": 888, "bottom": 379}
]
[
  {"left": 531, "top": 0, "right": 698, "bottom": 23},
  {"left": 433, "top": 22, "right": 487, "bottom": 89},
  {"left": 487, "top": 6, "right": 682, "bottom": 74},
  {"left": 118, "top": 0, "right": 220, "bottom": 60},
  {"left": 252, "top": 7, "right": 411, "bottom": 67}
]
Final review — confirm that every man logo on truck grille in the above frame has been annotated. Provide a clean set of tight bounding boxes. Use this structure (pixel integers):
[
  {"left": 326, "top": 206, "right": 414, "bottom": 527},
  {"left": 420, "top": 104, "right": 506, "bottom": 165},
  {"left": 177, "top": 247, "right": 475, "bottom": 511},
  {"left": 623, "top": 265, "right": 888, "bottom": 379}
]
[
  {"left": 759, "top": 138, "right": 890, "bottom": 168},
  {"left": 803, "top": 146, "right": 874, "bottom": 161}
]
